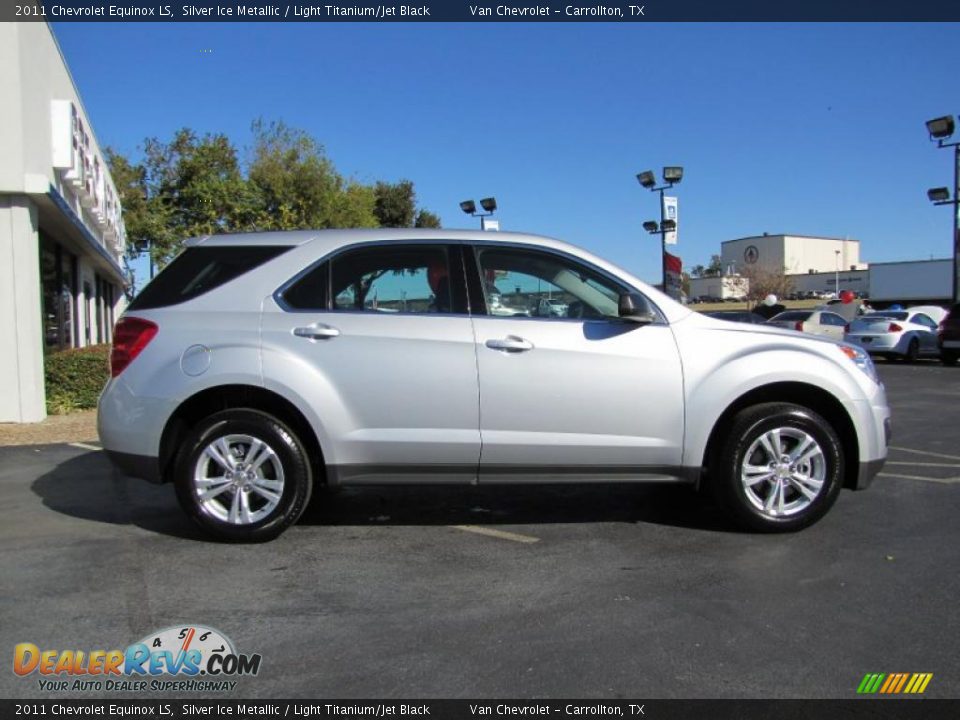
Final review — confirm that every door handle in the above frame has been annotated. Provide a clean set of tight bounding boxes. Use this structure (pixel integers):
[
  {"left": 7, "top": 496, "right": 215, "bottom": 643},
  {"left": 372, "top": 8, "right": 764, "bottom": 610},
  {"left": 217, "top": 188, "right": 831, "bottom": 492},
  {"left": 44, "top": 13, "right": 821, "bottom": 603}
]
[
  {"left": 293, "top": 324, "right": 340, "bottom": 340},
  {"left": 485, "top": 336, "right": 534, "bottom": 353}
]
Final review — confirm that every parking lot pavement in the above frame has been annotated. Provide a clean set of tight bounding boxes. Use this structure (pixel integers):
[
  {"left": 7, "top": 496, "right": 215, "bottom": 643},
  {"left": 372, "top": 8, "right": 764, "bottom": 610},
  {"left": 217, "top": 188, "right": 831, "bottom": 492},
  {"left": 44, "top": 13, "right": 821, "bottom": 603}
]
[{"left": 1, "top": 362, "right": 958, "bottom": 700}]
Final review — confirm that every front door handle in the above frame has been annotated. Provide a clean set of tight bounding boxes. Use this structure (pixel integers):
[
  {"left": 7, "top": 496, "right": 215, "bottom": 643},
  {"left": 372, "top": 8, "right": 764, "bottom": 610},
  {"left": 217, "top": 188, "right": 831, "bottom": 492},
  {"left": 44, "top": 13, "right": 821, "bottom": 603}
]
[
  {"left": 293, "top": 324, "right": 340, "bottom": 340},
  {"left": 485, "top": 336, "right": 534, "bottom": 353}
]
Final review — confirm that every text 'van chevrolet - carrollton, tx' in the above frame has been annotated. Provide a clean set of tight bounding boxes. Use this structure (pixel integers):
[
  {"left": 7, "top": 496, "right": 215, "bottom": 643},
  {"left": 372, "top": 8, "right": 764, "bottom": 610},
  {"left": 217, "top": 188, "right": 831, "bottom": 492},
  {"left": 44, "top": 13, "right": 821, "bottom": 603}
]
[{"left": 99, "top": 229, "right": 890, "bottom": 541}]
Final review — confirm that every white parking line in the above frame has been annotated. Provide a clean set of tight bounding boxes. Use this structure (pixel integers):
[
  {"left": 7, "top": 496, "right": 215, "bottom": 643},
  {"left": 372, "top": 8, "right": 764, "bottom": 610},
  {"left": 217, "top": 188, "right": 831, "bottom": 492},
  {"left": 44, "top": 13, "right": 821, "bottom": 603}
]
[
  {"left": 68, "top": 442, "right": 102, "bottom": 451},
  {"left": 450, "top": 525, "right": 540, "bottom": 544},
  {"left": 886, "top": 461, "right": 960, "bottom": 468},
  {"left": 879, "top": 472, "right": 960, "bottom": 485},
  {"left": 890, "top": 446, "right": 960, "bottom": 462}
]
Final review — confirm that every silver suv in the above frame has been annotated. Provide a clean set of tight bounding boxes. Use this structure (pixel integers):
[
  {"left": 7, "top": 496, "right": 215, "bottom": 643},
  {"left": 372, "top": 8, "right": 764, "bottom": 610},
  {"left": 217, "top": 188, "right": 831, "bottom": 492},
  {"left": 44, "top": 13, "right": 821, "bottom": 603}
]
[{"left": 98, "top": 229, "right": 890, "bottom": 541}]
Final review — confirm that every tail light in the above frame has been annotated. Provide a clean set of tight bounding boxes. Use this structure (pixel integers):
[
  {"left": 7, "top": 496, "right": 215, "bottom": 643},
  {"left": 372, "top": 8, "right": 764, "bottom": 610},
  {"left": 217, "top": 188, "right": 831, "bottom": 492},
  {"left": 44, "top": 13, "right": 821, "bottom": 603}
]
[
  {"left": 110, "top": 317, "right": 158, "bottom": 377},
  {"left": 795, "top": 321, "right": 804, "bottom": 331},
  {"left": 888, "top": 323, "right": 903, "bottom": 333}
]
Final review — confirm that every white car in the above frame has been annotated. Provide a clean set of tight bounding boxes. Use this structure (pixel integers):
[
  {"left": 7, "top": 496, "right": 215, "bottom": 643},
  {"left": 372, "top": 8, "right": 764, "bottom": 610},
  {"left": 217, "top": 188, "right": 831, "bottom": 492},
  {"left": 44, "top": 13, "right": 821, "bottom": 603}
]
[
  {"left": 766, "top": 310, "right": 849, "bottom": 340},
  {"left": 98, "top": 229, "right": 890, "bottom": 541},
  {"left": 845, "top": 309, "right": 942, "bottom": 361}
]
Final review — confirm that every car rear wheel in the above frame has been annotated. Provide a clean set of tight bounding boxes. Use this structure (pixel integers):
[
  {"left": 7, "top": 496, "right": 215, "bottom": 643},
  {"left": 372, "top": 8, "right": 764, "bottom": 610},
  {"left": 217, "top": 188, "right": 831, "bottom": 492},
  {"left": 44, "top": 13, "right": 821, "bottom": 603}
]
[
  {"left": 906, "top": 338, "right": 920, "bottom": 363},
  {"left": 174, "top": 409, "right": 312, "bottom": 542},
  {"left": 711, "top": 403, "right": 843, "bottom": 532}
]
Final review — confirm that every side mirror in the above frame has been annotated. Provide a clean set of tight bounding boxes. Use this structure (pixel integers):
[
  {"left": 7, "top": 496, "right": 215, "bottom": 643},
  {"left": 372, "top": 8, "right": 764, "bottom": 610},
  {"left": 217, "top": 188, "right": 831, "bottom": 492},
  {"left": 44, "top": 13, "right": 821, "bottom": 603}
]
[{"left": 618, "top": 292, "right": 656, "bottom": 324}]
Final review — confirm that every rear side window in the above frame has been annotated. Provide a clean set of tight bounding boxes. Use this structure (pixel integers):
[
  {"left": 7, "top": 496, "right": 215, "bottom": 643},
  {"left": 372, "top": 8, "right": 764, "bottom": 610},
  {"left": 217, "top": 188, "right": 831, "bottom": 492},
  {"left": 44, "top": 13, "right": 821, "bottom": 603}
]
[
  {"left": 129, "top": 246, "right": 290, "bottom": 310},
  {"left": 773, "top": 311, "right": 811, "bottom": 321}
]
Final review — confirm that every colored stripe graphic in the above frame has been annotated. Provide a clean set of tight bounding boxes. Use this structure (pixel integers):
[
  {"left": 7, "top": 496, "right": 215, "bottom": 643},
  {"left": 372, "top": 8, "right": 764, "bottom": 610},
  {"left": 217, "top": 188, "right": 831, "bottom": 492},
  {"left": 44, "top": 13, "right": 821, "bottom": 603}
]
[
  {"left": 857, "top": 672, "right": 932, "bottom": 694},
  {"left": 858, "top": 673, "right": 885, "bottom": 693}
]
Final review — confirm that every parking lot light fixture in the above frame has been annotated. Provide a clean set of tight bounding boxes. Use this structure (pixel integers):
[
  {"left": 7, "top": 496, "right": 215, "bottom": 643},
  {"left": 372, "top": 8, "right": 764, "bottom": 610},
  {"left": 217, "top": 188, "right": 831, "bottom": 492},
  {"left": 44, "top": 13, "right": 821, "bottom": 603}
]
[
  {"left": 926, "top": 116, "right": 956, "bottom": 140},
  {"left": 637, "top": 166, "right": 684, "bottom": 295},
  {"left": 924, "top": 114, "right": 960, "bottom": 303},
  {"left": 928, "top": 187, "right": 951, "bottom": 203},
  {"left": 637, "top": 171, "right": 657, "bottom": 189},
  {"left": 460, "top": 196, "right": 498, "bottom": 229},
  {"left": 663, "top": 166, "right": 684, "bottom": 184}
]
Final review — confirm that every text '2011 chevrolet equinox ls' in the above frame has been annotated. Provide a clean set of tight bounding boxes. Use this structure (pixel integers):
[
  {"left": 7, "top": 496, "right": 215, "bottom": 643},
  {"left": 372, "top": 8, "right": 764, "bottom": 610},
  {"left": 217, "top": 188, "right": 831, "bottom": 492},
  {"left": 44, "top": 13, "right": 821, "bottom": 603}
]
[{"left": 99, "top": 229, "right": 890, "bottom": 542}]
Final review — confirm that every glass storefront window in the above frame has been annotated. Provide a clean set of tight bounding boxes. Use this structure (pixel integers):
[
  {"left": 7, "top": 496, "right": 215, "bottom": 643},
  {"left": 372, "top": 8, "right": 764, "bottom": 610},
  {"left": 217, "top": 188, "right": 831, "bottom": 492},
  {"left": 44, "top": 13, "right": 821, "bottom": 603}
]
[{"left": 40, "top": 234, "right": 76, "bottom": 351}]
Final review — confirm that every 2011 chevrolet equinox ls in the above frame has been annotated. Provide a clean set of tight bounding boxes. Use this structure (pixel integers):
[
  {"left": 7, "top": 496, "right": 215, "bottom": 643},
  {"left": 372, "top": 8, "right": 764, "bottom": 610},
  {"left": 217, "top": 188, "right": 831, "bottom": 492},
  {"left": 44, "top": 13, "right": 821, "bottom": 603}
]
[{"left": 98, "top": 229, "right": 890, "bottom": 541}]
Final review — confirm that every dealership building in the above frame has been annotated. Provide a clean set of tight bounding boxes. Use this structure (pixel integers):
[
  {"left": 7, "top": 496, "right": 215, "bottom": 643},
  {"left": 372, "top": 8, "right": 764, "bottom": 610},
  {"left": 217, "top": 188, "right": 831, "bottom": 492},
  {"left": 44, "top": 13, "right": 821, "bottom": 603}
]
[{"left": 0, "top": 23, "right": 127, "bottom": 422}]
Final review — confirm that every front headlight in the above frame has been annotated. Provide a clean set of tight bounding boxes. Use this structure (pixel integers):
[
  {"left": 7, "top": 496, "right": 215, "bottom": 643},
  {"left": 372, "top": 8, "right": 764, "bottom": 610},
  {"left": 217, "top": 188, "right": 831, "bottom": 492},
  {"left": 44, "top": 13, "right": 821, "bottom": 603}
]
[{"left": 838, "top": 343, "right": 880, "bottom": 384}]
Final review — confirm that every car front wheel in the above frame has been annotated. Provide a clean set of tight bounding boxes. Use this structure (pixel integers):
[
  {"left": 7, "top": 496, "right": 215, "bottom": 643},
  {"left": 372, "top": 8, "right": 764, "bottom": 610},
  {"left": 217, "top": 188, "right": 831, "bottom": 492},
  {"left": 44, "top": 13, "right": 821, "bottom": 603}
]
[
  {"left": 174, "top": 409, "right": 312, "bottom": 542},
  {"left": 712, "top": 403, "right": 843, "bottom": 532}
]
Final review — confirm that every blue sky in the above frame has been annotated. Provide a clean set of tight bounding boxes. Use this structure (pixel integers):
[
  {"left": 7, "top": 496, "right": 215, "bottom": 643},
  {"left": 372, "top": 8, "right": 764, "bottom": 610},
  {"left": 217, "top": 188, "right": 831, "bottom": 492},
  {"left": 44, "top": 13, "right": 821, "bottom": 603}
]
[{"left": 53, "top": 22, "right": 960, "bottom": 284}]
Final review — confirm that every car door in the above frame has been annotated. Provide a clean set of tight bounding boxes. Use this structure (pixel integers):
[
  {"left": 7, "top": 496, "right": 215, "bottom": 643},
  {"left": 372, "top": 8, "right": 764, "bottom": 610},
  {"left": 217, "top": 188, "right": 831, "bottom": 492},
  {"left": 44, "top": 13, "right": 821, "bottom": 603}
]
[
  {"left": 261, "top": 242, "right": 481, "bottom": 483},
  {"left": 911, "top": 313, "right": 939, "bottom": 353},
  {"left": 818, "top": 311, "right": 847, "bottom": 340},
  {"left": 467, "top": 243, "right": 685, "bottom": 481}
]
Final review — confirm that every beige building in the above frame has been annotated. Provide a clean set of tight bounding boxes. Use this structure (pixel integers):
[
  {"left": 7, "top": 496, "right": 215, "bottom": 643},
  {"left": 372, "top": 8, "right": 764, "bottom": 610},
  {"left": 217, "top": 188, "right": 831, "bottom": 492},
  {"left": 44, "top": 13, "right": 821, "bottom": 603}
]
[
  {"left": 0, "top": 22, "right": 127, "bottom": 422},
  {"left": 722, "top": 234, "right": 865, "bottom": 276}
]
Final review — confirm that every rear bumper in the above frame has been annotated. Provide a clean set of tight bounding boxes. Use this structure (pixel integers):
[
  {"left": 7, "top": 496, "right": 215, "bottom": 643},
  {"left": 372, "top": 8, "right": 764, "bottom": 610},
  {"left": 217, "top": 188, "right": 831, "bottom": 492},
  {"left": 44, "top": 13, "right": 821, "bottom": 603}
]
[{"left": 104, "top": 450, "right": 163, "bottom": 484}]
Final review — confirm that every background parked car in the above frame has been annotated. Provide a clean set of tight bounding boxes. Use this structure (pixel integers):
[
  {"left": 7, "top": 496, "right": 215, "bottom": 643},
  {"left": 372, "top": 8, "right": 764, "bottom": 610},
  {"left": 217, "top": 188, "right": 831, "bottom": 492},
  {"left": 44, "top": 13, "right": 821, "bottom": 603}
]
[
  {"left": 938, "top": 303, "right": 960, "bottom": 366},
  {"left": 844, "top": 309, "right": 941, "bottom": 361},
  {"left": 766, "top": 309, "right": 848, "bottom": 340}
]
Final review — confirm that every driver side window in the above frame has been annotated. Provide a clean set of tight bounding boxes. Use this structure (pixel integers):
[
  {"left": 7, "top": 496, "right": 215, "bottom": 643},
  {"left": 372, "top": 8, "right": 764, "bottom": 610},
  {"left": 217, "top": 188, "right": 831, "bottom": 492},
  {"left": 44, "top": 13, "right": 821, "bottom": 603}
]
[{"left": 474, "top": 247, "right": 626, "bottom": 320}]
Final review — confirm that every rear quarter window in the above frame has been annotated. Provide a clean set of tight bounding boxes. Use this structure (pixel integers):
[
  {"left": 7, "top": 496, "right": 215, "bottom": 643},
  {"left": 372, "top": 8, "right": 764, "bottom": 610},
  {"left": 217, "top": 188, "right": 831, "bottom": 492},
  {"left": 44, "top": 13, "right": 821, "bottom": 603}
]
[{"left": 129, "top": 246, "right": 290, "bottom": 310}]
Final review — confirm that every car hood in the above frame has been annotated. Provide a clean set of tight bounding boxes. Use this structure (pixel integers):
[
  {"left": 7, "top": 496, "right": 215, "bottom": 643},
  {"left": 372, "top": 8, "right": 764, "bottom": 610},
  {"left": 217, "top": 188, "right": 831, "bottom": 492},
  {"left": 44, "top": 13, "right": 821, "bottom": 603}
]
[{"left": 679, "top": 311, "right": 842, "bottom": 345}]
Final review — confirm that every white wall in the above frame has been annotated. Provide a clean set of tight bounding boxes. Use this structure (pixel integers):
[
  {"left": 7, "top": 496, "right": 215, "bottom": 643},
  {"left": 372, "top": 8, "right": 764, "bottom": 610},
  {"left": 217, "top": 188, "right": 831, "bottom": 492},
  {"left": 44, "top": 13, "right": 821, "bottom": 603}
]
[
  {"left": 0, "top": 23, "right": 125, "bottom": 265},
  {"left": 721, "top": 235, "right": 862, "bottom": 275},
  {"left": 869, "top": 260, "right": 951, "bottom": 301},
  {"left": 784, "top": 236, "right": 861, "bottom": 275},
  {"left": 0, "top": 198, "right": 45, "bottom": 422}
]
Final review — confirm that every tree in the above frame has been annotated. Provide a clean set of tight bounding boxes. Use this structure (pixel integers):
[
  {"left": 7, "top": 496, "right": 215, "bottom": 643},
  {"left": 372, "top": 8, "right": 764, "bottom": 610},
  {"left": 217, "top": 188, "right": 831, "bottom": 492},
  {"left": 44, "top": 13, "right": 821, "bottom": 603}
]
[
  {"left": 741, "top": 264, "right": 795, "bottom": 307},
  {"left": 373, "top": 180, "right": 443, "bottom": 229},
  {"left": 414, "top": 209, "right": 442, "bottom": 229},
  {"left": 690, "top": 254, "right": 723, "bottom": 278},
  {"left": 373, "top": 180, "right": 416, "bottom": 228},
  {"left": 106, "top": 120, "right": 441, "bottom": 271},
  {"left": 247, "top": 119, "right": 378, "bottom": 232}
]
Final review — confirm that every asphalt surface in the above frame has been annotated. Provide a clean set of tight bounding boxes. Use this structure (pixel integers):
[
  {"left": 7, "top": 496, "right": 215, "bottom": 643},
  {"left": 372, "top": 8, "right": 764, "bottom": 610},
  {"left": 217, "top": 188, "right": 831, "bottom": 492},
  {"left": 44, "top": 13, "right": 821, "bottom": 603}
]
[{"left": 1, "top": 360, "right": 958, "bottom": 700}]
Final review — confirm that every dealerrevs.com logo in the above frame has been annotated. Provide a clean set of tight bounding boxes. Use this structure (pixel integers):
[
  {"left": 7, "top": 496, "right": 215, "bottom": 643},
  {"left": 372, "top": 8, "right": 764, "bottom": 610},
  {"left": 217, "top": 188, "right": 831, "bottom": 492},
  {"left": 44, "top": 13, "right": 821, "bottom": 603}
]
[{"left": 13, "top": 625, "right": 261, "bottom": 693}]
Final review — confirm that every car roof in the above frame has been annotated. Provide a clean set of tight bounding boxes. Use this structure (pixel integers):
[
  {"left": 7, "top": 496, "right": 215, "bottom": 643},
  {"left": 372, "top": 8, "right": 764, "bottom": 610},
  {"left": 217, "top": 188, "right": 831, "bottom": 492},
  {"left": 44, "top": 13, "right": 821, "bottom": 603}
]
[{"left": 186, "top": 228, "right": 566, "bottom": 248}]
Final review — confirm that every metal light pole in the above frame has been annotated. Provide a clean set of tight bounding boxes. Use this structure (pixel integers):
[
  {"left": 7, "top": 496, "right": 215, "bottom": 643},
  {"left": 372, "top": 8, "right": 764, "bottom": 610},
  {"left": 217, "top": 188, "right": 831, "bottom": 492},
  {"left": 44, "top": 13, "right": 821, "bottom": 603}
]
[
  {"left": 637, "top": 167, "right": 683, "bottom": 295},
  {"left": 835, "top": 250, "right": 841, "bottom": 298},
  {"left": 925, "top": 116, "right": 960, "bottom": 304}
]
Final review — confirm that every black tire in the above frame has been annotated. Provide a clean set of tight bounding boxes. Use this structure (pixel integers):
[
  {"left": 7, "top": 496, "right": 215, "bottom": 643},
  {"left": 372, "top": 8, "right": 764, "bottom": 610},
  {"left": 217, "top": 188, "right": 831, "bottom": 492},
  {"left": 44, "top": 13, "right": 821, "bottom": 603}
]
[
  {"left": 906, "top": 338, "right": 920, "bottom": 363},
  {"left": 174, "top": 409, "right": 313, "bottom": 542},
  {"left": 710, "top": 402, "right": 843, "bottom": 533},
  {"left": 942, "top": 351, "right": 958, "bottom": 367}
]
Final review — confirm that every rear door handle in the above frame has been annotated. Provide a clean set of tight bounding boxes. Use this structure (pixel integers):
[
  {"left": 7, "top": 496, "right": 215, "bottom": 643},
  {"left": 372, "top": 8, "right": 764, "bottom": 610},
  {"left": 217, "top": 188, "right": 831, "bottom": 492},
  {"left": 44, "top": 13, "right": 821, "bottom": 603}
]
[
  {"left": 485, "top": 336, "right": 534, "bottom": 353},
  {"left": 293, "top": 323, "right": 340, "bottom": 340}
]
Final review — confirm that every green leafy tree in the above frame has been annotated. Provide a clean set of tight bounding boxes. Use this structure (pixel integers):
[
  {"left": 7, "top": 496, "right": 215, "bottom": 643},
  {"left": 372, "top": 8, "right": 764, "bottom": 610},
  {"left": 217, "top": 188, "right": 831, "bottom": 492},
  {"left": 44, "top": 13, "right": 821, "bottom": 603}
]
[
  {"left": 106, "top": 120, "right": 441, "bottom": 272},
  {"left": 414, "top": 209, "right": 442, "bottom": 228},
  {"left": 373, "top": 180, "right": 416, "bottom": 228},
  {"left": 247, "top": 119, "right": 378, "bottom": 231}
]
